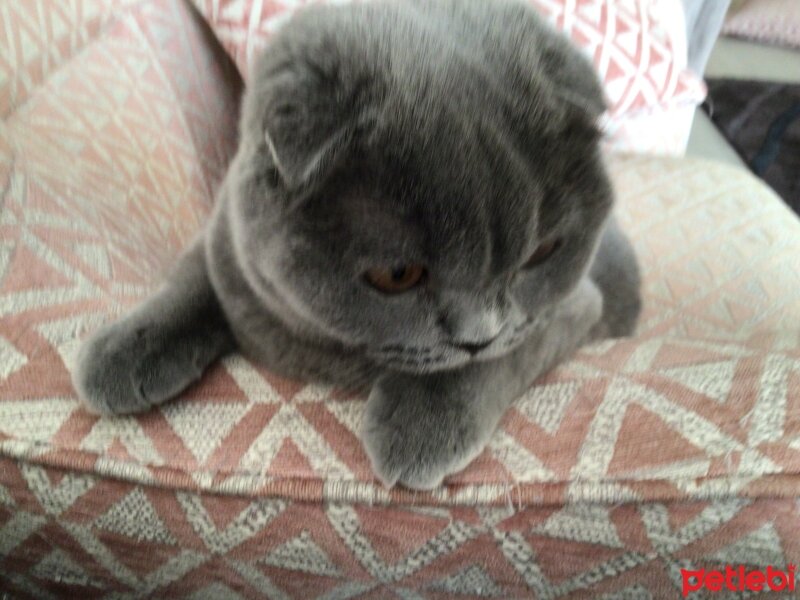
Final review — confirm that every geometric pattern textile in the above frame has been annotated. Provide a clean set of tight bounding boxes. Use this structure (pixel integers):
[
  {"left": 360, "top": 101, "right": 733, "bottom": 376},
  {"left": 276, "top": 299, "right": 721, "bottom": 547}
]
[
  {"left": 190, "top": 0, "right": 708, "bottom": 155},
  {"left": 602, "top": 103, "right": 697, "bottom": 156},
  {"left": 2, "top": 0, "right": 800, "bottom": 597},
  {"left": 2, "top": 460, "right": 798, "bottom": 598}
]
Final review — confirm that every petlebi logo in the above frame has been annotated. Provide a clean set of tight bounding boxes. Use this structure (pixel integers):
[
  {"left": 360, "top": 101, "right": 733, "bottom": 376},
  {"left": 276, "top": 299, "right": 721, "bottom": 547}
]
[{"left": 681, "top": 565, "right": 796, "bottom": 596}]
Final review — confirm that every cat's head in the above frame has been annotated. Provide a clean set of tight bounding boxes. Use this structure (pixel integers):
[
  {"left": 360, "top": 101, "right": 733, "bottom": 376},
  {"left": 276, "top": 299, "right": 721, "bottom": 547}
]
[{"left": 227, "top": 0, "right": 613, "bottom": 373}]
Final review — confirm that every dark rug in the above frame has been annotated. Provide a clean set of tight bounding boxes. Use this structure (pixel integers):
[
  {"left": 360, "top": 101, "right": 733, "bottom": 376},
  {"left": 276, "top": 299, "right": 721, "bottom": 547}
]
[{"left": 702, "top": 79, "right": 800, "bottom": 216}]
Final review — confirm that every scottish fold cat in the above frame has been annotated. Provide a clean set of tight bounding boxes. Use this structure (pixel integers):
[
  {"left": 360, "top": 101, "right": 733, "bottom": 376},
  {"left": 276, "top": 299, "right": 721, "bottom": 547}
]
[{"left": 72, "top": 0, "right": 640, "bottom": 489}]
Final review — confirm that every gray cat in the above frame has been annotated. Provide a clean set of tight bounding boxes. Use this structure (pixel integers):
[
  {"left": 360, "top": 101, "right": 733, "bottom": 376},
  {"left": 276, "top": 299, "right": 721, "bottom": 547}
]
[{"left": 72, "top": 0, "right": 640, "bottom": 490}]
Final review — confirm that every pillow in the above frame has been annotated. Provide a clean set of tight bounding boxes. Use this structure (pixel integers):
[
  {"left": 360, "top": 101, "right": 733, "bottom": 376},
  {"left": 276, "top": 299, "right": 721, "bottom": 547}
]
[
  {"left": 724, "top": 0, "right": 800, "bottom": 49},
  {"left": 192, "top": 0, "right": 706, "bottom": 154}
]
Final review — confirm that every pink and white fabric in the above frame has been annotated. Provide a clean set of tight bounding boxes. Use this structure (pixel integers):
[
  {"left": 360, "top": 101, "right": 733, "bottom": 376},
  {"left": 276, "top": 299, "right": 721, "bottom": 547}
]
[{"left": 191, "top": 0, "right": 707, "bottom": 155}]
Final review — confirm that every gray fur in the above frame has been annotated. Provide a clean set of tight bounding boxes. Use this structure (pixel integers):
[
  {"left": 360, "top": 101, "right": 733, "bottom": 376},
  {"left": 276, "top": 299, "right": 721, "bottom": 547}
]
[{"left": 72, "top": 0, "right": 640, "bottom": 489}]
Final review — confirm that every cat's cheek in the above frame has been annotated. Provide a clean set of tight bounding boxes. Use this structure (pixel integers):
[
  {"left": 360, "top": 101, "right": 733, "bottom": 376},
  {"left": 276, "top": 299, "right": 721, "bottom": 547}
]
[{"left": 355, "top": 296, "right": 438, "bottom": 346}]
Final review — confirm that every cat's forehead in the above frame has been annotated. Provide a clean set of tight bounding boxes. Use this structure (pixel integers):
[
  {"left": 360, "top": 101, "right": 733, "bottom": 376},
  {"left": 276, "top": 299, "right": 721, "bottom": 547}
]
[
  {"left": 322, "top": 151, "right": 538, "bottom": 277},
  {"left": 387, "top": 126, "right": 541, "bottom": 228}
]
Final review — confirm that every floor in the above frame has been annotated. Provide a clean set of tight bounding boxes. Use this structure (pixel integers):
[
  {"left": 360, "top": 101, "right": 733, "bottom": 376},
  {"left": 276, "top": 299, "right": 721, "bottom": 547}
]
[{"left": 686, "top": 36, "right": 800, "bottom": 166}]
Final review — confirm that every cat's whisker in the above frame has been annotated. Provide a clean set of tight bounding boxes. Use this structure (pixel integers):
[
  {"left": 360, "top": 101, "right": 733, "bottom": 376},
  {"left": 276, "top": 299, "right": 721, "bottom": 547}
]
[{"left": 377, "top": 344, "right": 435, "bottom": 357}]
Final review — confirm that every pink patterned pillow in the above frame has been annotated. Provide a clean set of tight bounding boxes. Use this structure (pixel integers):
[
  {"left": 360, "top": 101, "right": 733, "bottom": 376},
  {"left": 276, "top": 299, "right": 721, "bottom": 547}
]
[
  {"left": 192, "top": 0, "right": 706, "bottom": 153},
  {"left": 724, "top": 0, "right": 800, "bottom": 49}
]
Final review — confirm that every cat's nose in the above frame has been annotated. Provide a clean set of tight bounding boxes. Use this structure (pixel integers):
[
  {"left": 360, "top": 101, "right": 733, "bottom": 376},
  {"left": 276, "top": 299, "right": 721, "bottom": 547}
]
[
  {"left": 440, "top": 303, "right": 504, "bottom": 352},
  {"left": 454, "top": 337, "right": 496, "bottom": 355}
]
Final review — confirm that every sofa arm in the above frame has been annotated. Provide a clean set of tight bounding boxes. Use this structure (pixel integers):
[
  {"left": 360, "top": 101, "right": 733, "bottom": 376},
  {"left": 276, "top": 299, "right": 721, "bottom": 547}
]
[{"left": 0, "top": 0, "right": 241, "bottom": 310}]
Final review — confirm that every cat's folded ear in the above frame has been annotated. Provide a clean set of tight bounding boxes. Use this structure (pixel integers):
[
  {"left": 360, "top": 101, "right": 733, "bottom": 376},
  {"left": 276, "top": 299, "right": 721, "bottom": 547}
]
[
  {"left": 246, "top": 41, "right": 362, "bottom": 192},
  {"left": 535, "top": 29, "right": 608, "bottom": 130},
  {"left": 506, "top": 3, "right": 607, "bottom": 139},
  {"left": 545, "top": 53, "right": 607, "bottom": 121},
  {"left": 264, "top": 112, "right": 352, "bottom": 191}
]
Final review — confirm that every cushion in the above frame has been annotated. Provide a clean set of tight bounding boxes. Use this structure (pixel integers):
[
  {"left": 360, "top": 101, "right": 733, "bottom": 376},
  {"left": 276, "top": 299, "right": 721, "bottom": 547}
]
[
  {"left": 191, "top": 0, "right": 707, "bottom": 155},
  {"left": 724, "top": 0, "right": 800, "bottom": 49}
]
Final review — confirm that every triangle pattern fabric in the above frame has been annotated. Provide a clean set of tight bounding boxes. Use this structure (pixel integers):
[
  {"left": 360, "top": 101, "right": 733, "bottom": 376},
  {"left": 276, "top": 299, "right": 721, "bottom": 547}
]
[
  {"left": 161, "top": 401, "right": 250, "bottom": 464},
  {"left": 533, "top": 504, "right": 622, "bottom": 548},
  {"left": 515, "top": 381, "right": 580, "bottom": 434},
  {"left": 325, "top": 399, "right": 364, "bottom": 437},
  {"left": 94, "top": 488, "right": 177, "bottom": 546},
  {"left": 0, "top": 399, "right": 78, "bottom": 441},
  {"left": 709, "top": 523, "right": 786, "bottom": 567},
  {"left": 607, "top": 403, "right": 709, "bottom": 477},
  {"left": 31, "top": 549, "right": 95, "bottom": 587},
  {"left": 428, "top": 564, "right": 504, "bottom": 597},
  {"left": 73, "top": 241, "right": 112, "bottom": 278},
  {"left": 659, "top": 361, "right": 737, "bottom": 403},
  {"left": 0, "top": 335, "right": 27, "bottom": 380},
  {"left": 266, "top": 438, "right": 317, "bottom": 479},
  {"left": 260, "top": 530, "right": 341, "bottom": 577},
  {"left": 0, "top": 243, "right": 75, "bottom": 293}
]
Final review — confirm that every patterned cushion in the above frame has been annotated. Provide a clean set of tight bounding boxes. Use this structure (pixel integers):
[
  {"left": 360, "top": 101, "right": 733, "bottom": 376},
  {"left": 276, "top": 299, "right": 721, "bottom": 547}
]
[
  {"left": 190, "top": 0, "right": 708, "bottom": 155},
  {"left": 2, "top": 460, "right": 798, "bottom": 597},
  {"left": 1, "top": 0, "right": 799, "bottom": 596}
]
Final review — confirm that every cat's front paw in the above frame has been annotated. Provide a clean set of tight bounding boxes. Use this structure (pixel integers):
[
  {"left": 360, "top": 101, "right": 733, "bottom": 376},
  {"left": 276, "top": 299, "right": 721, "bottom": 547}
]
[
  {"left": 563, "top": 277, "right": 604, "bottom": 325},
  {"left": 560, "top": 277, "right": 605, "bottom": 342},
  {"left": 361, "top": 373, "right": 488, "bottom": 490},
  {"left": 72, "top": 319, "right": 199, "bottom": 416}
]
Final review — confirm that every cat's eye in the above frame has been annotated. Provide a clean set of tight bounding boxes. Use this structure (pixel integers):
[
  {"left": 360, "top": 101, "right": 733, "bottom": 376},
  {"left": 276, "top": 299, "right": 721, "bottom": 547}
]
[
  {"left": 364, "top": 264, "right": 426, "bottom": 294},
  {"left": 523, "top": 238, "right": 561, "bottom": 269}
]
